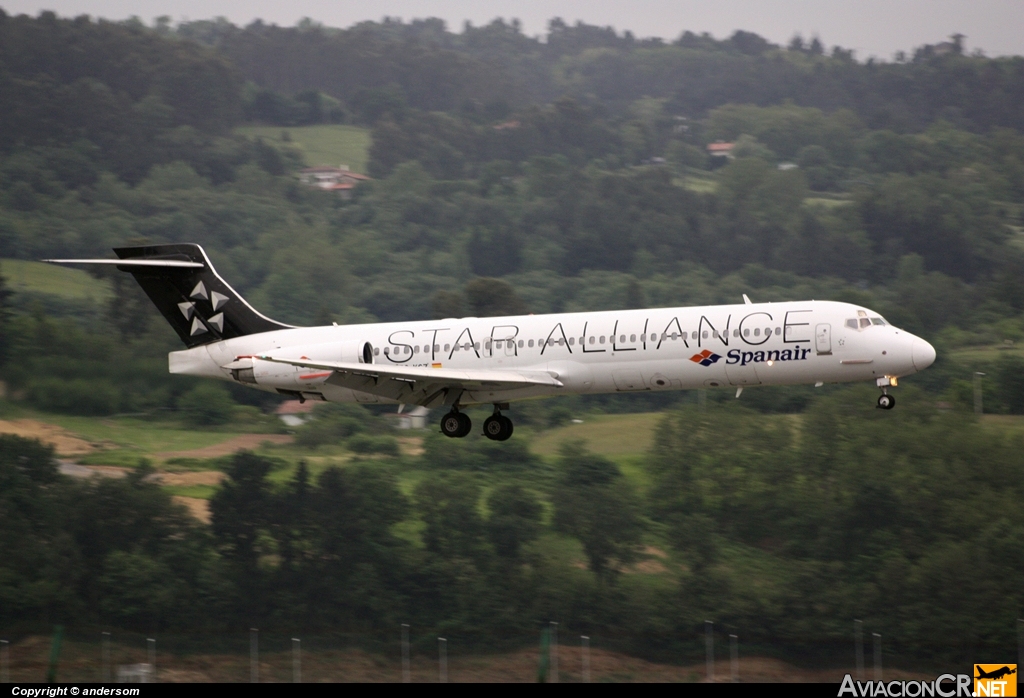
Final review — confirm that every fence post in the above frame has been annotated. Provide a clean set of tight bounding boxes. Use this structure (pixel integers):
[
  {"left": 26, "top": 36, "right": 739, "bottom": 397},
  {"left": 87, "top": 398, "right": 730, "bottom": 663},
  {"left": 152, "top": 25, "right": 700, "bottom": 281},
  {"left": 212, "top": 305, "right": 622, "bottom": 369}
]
[
  {"left": 729, "top": 634, "right": 738, "bottom": 683},
  {"left": 438, "top": 638, "right": 447, "bottom": 683},
  {"left": 581, "top": 636, "right": 590, "bottom": 683},
  {"left": 872, "top": 633, "right": 882, "bottom": 682},
  {"left": 705, "top": 620, "right": 714, "bottom": 681},
  {"left": 101, "top": 632, "right": 110, "bottom": 683},
  {"left": 146, "top": 637, "right": 155, "bottom": 683},
  {"left": 250, "top": 628, "right": 258, "bottom": 683},
  {"left": 549, "top": 621, "right": 558, "bottom": 683},
  {"left": 855, "top": 620, "right": 864, "bottom": 681},
  {"left": 401, "top": 624, "right": 410, "bottom": 683}
]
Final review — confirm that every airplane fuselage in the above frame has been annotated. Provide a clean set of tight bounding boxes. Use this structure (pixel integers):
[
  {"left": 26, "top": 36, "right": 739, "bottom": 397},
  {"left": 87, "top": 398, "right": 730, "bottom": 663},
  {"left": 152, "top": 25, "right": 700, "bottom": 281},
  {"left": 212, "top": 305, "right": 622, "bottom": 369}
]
[{"left": 170, "top": 299, "right": 935, "bottom": 406}]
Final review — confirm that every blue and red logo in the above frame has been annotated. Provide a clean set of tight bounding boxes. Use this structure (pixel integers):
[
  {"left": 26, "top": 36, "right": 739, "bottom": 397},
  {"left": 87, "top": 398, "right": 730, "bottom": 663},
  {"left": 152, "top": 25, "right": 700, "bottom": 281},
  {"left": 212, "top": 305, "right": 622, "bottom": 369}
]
[{"left": 689, "top": 349, "right": 722, "bottom": 367}]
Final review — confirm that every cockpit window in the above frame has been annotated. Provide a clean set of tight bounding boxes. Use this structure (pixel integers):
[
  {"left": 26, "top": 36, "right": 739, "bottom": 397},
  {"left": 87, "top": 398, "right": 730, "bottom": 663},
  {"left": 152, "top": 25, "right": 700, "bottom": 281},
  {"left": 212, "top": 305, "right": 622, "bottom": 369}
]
[
  {"left": 845, "top": 319, "right": 858, "bottom": 329},
  {"left": 859, "top": 318, "right": 871, "bottom": 328},
  {"left": 870, "top": 318, "right": 886, "bottom": 325}
]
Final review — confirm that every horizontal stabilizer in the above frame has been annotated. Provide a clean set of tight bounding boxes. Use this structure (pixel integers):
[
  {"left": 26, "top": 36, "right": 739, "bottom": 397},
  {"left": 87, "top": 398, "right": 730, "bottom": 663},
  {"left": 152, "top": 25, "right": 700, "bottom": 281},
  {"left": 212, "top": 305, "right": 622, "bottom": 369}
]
[
  {"left": 257, "top": 355, "right": 562, "bottom": 406},
  {"left": 45, "top": 259, "right": 204, "bottom": 268}
]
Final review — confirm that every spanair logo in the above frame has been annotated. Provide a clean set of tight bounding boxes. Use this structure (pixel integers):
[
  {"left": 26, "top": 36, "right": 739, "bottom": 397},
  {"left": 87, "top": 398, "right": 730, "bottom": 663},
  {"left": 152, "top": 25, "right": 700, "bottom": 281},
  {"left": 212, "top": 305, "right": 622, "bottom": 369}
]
[
  {"left": 974, "top": 664, "right": 1017, "bottom": 697},
  {"left": 689, "top": 350, "right": 722, "bottom": 367}
]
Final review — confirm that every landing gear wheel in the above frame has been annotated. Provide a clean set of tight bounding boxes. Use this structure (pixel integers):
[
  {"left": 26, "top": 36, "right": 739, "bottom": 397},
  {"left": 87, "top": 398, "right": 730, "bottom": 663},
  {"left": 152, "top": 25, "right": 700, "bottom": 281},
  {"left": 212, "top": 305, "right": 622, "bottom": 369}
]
[
  {"left": 483, "top": 414, "right": 514, "bottom": 441},
  {"left": 441, "top": 411, "right": 473, "bottom": 437},
  {"left": 877, "top": 394, "right": 895, "bottom": 410}
]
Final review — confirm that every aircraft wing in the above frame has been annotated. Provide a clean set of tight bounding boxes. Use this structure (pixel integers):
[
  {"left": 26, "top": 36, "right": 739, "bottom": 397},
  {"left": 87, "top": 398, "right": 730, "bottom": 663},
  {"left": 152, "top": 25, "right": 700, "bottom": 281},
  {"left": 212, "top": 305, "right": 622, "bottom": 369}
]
[{"left": 256, "top": 356, "right": 563, "bottom": 407}]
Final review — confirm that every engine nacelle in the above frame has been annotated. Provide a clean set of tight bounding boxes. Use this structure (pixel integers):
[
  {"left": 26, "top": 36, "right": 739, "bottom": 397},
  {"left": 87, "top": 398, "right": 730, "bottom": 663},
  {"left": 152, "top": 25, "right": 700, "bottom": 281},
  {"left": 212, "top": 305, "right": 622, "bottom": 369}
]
[{"left": 229, "top": 340, "right": 373, "bottom": 388}]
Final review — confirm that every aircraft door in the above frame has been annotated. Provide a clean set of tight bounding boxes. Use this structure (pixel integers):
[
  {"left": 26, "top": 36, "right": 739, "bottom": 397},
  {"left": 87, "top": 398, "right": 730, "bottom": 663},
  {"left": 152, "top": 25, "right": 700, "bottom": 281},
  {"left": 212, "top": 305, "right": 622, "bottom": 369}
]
[{"left": 815, "top": 323, "right": 832, "bottom": 355}]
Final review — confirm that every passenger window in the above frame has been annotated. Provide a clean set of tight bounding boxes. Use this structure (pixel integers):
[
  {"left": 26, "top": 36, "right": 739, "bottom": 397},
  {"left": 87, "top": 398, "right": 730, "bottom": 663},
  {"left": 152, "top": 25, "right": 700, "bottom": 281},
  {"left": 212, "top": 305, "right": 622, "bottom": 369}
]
[
  {"left": 765, "top": 328, "right": 771, "bottom": 336},
  {"left": 733, "top": 329, "right": 740, "bottom": 337},
  {"left": 384, "top": 348, "right": 390, "bottom": 355},
  {"left": 434, "top": 344, "right": 439, "bottom": 352},
  {"left": 754, "top": 328, "right": 760, "bottom": 337},
  {"left": 620, "top": 335, "right": 626, "bottom": 343},
  {"left": 528, "top": 340, "right": 534, "bottom": 347},
  {"left": 846, "top": 319, "right": 859, "bottom": 329},
  {"left": 712, "top": 330, "right": 718, "bottom": 338},
  {"left": 444, "top": 344, "right": 450, "bottom": 351},
  {"left": 374, "top": 348, "right": 380, "bottom": 356},
  {"left": 692, "top": 331, "right": 698, "bottom": 340},
  {"left": 589, "top": 336, "right": 596, "bottom": 344},
  {"left": 568, "top": 337, "right": 575, "bottom": 346},
  {"left": 557, "top": 338, "right": 564, "bottom": 346},
  {"left": 630, "top": 334, "right": 636, "bottom": 342},
  {"left": 743, "top": 328, "right": 750, "bottom": 337},
  {"left": 859, "top": 318, "right": 871, "bottom": 328},
  {"left": 518, "top": 340, "right": 524, "bottom": 348},
  {"left": 702, "top": 331, "right": 708, "bottom": 339},
  {"left": 414, "top": 346, "right": 420, "bottom": 353},
  {"left": 775, "top": 328, "right": 781, "bottom": 335},
  {"left": 599, "top": 336, "right": 605, "bottom": 344}
]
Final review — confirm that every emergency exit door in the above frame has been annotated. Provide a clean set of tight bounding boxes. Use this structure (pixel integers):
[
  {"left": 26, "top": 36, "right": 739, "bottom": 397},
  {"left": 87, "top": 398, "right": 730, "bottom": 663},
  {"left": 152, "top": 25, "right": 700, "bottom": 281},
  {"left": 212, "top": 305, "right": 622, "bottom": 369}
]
[{"left": 815, "top": 323, "right": 832, "bottom": 355}]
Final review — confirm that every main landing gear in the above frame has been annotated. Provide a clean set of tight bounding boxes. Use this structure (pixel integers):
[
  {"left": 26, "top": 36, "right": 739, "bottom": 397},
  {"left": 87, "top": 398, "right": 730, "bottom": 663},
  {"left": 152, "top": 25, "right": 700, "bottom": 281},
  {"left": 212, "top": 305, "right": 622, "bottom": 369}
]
[
  {"left": 482, "top": 410, "right": 514, "bottom": 441},
  {"left": 440, "top": 409, "right": 472, "bottom": 438},
  {"left": 440, "top": 406, "right": 514, "bottom": 440}
]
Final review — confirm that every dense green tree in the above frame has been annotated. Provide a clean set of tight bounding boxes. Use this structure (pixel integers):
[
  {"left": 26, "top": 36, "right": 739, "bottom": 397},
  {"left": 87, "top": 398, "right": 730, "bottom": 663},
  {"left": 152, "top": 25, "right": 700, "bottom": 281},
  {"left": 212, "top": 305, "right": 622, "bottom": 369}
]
[
  {"left": 552, "top": 442, "right": 642, "bottom": 578},
  {"left": 486, "top": 484, "right": 542, "bottom": 559}
]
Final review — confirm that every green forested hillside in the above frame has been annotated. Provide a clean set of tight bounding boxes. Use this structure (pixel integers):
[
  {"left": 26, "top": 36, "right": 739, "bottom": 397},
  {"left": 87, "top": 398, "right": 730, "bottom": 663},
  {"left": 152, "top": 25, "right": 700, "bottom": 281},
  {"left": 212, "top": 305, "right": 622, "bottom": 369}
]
[{"left": 1, "top": 10, "right": 1024, "bottom": 668}]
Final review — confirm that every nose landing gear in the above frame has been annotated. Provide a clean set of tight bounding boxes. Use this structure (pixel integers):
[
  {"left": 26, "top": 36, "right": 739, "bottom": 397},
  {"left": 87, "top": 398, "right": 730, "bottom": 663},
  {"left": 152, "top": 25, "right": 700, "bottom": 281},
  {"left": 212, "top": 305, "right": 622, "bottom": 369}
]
[{"left": 876, "top": 376, "right": 897, "bottom": 410}]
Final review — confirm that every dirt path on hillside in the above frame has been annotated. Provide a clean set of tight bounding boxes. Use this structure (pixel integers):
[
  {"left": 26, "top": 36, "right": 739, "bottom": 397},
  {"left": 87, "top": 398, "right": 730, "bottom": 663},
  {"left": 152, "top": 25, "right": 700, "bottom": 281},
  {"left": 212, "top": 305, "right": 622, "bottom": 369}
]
[
  {"left": 0, "top": 419, "right": 96, "bottom": 456},
  {"left": 157, "top": 434, "right": 293, "bottom": 460},
  {"left": 173, "top": 496, "right": 212, "bottom": 524}
]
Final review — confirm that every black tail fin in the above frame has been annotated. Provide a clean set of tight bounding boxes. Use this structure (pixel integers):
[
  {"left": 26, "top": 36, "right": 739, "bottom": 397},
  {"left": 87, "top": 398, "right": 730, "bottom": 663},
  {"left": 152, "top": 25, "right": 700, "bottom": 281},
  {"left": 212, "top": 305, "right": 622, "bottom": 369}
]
[
  {"left": 46, "top": 243, "right": 292, "bottom": 347},
  {"left": 111, "top": 243, "right": 293, "bottom": 347}
]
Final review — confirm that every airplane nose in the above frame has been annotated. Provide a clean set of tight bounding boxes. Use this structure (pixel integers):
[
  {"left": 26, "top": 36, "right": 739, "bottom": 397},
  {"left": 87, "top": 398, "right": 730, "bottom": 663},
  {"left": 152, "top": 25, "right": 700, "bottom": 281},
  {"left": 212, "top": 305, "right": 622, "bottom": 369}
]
[{"left": 912, "top": 338, "right": 936, "bottom": 371}]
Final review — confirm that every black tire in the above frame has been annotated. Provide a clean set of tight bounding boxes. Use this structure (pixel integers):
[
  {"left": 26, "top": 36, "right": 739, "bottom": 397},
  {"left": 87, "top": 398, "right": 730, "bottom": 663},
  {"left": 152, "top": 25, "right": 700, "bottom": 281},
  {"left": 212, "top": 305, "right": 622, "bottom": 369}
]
[
  {"left": 483, "top": 414, "right": 513, "bottom": 441},
  {"left": 483, "top": 415, "right": 505, "bottom": 440},
  {"left": 440, "top": 411, "right": 463, "bottom": 437},
  {"left": 877, "top": 394, "right": 895, "bottom": 410},
  {"left": 455, "top": 412, "right": 473, "bottom": 437}
]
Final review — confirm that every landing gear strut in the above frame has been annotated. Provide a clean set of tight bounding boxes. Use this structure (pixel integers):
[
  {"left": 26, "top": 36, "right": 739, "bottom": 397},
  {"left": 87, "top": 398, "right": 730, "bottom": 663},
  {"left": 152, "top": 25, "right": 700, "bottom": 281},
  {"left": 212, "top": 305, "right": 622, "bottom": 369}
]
[
  {"left": 483, "top": 408, "right": 514, "bottom": 441},
  {"left": 876, "top": 376, "right": 897, "bottom": 410},
  {"left": 440, "top": 409, "right": 472, "bottom": 438}
]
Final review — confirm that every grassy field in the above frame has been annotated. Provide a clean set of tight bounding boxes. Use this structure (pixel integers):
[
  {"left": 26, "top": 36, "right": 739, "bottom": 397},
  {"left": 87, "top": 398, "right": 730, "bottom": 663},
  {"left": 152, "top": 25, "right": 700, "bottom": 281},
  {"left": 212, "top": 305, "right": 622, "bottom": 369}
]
[
  {"left": 528, "top": 413, "right": 663, "bottom": 458},
  {"left": 235, "top": 124, "right": 371, "bottom": 173},
  {"left": 0, "top": 258, "right": 112, "bottom": 301}
]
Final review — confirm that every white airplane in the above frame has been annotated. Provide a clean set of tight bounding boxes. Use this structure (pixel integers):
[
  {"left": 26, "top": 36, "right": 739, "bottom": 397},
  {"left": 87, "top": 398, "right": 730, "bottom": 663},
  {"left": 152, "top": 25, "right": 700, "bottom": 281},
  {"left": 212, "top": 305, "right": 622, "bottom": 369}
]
[{"left": 47, "top": 243, "right": 936, "bottom": 440}]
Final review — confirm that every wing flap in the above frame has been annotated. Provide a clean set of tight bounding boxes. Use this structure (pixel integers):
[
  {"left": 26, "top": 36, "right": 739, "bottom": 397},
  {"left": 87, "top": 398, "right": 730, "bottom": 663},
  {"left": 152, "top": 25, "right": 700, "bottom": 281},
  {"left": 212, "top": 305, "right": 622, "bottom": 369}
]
[{"left": 256, "top": 355, "right": 562, "bottom": 405}]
